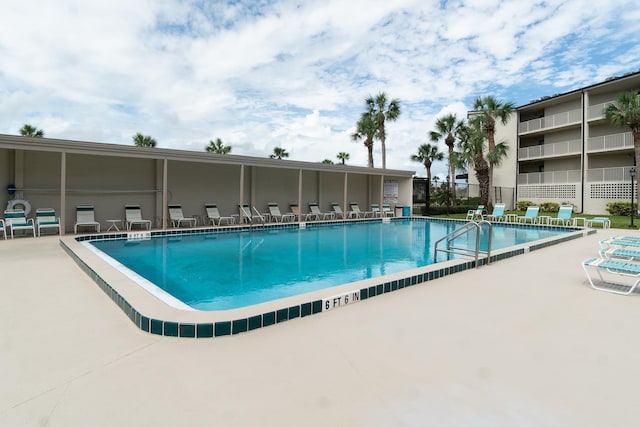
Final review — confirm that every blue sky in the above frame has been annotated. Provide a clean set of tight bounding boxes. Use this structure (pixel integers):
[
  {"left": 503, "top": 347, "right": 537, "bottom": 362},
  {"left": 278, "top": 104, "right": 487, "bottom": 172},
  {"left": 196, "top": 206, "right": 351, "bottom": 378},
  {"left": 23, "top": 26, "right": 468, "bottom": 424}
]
[{"left": 1, "top": 0, "right": 638, "bottom": 178}]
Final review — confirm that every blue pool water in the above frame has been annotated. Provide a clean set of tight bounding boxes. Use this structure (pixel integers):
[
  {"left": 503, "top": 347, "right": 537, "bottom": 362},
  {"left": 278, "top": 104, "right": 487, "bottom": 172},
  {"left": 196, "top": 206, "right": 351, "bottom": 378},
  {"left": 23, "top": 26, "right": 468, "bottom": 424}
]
[{"left": 88, "top": 220, "right": 572, "bottom": 311}]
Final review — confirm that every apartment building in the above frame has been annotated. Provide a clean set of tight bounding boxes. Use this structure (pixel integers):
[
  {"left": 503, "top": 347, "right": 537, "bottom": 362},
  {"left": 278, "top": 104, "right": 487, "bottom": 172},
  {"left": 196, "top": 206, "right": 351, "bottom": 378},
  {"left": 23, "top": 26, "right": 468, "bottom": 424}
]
[{"left": 493, "top": 70, "right": 640, "bottom": 214}]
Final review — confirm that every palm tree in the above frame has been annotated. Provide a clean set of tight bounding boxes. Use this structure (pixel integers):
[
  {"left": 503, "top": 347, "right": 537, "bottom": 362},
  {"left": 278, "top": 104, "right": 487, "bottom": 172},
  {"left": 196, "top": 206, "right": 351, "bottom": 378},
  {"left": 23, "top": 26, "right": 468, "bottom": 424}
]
[
  {"left": 270, "top": 147, "right": 289, "bottom": 159},
  {"left": 471, "top": 96, "right": 515, "bottom": 211},
  {"left": 321, "top": 159, "right": 334, "bottom": 164},
  {"left": 336, "top": 152, "right": 350, "bottom": 165},
  {"left": 351, "top": 112, "right": 379, "bottom": 168},
  {"left": 366, "top": 92, "right": 401, "bottom": 169},
  {"left": 206, "top": 137, "right": 231, "bottom": 154},
  {"left": 19, "top": 124, "right": 44, "bottom": 137},
  {"left": 454, "top": 120, "right": 508, "bottom": 208},
  {"left": 410, "top": 143, "right": 444, "bottom": 187},
  {"left": 606, "top": 90, "right": 640, "bottom": 211},
  {"left": 132, "top": 133, "right": 157, "bottom": 147},
  {"left": 430, "top": 113, "right": 463, "bottom": 203}
]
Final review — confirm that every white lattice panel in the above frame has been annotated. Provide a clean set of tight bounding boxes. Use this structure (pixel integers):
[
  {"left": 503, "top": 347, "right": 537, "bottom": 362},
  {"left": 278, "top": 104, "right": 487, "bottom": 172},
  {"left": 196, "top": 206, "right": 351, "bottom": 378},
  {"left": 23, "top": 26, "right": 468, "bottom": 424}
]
[{"left": 518, "top": 184, "right": 577, "bottom": 199}]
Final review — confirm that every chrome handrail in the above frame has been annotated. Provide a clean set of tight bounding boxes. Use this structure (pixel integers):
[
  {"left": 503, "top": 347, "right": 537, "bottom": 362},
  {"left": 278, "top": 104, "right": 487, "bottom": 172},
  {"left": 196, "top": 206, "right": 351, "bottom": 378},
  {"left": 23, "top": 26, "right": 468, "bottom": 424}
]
[{"left": 434, "top": 220, "right": 492, "bottom": 268}]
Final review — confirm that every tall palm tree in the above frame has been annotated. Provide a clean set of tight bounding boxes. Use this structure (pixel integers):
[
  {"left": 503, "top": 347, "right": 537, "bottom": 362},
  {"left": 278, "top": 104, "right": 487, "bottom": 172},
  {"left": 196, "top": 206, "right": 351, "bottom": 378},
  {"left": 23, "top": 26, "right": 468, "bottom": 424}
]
[
  {"left": 366, "top": 92, "right": 401, "bottom": 169},
  {"left": 351, "top": 112, "right": 379, "bottom": 168},
  {"left": 410, "top": 143, "right": 444, "bottom": 186},
  {"left": 270, "top": 147, "right": 289, "bottom": 159},
  {"left": 132, "top": 133, "right": 157, "bottom": 147},
  {"left": 430, "top": 113, "right": 463, "bottom": 203},
  {"left": 454, "top": 120, "right": 508, "bottom": 208},
  {"left": 606, "top": 90, "right": 640, "bottom": 211},
  {"left": 206, "top": 137, "right": 231, "bottom": 154},
  {"left": 336, "top": 152, "right": 349, "bottom": 165},
  {"left": 472, "top": 95, "right": 515, "bottom": 211},
  {"left": 19, "top": 124, "right": 44, "bottom": 137}
]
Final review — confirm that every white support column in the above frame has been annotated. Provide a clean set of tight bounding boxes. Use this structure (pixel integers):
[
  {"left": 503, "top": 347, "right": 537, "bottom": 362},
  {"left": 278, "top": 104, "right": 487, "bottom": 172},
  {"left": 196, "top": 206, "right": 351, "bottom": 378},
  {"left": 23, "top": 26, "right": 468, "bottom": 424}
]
[
  {"left": 343, "top": 172, "right": 348, "bottom": 217},
  {"left": 239, "top": 164, "right": 245, "bottom": 223},
  {"left": 162, "top": 158, "right": 168, "bottom": 229},
  {"left": 298, "top": 169, "right": 303, "bottom": 222},
  {"left": 60, "top": 152, "right": 66, "bottom": 235}
]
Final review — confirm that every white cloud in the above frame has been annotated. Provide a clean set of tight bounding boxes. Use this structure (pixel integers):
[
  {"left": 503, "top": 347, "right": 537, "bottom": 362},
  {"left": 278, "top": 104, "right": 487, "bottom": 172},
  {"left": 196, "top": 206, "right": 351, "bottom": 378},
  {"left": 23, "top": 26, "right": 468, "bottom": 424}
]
[{"left": 0, "top": 0, "right": 639, "bottom": 176}]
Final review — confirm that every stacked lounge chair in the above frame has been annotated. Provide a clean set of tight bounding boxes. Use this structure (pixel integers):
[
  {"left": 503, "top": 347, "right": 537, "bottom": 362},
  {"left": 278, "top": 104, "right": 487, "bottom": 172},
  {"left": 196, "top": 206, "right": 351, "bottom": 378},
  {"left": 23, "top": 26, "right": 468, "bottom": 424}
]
[{"left": 583, "top": 236, "right": 640, "bottom": 295}]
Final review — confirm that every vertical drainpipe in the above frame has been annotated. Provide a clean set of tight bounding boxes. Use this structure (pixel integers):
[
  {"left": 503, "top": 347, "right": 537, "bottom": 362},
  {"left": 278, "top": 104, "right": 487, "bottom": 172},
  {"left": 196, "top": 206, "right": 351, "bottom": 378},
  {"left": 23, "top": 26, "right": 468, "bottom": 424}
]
[
  {"left": 515, "top": 111, "right": 519, "bottom": 210},
  {"left": 60, "top": 152, "right": 66, "bottom": 236},
  {"left": 162, "top": 158, "right": 168, "bottom": 228},
  {"left": 581, "top": 91, "right": 586, "bottom": 214},
  {"left": 298, "top": 168, "right": 303, "bottom": 222},
  {"left": 239, "top": 164, "right": 245, "bottom": 223}
]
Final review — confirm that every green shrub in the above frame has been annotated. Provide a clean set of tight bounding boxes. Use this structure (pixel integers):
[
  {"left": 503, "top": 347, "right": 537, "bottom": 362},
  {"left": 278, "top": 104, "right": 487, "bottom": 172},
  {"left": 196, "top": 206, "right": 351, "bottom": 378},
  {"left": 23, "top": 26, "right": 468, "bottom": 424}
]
[
  {"left": 516, "top": 200, "right": 535, "bottom": 211},
  {"left": 539, "top": 202, "right": 560, "bottom": 213},
  {"left": 466, "top": 197, "right": 482, "bottom": 207},
  {"left": 426, "top": 205, "right": 471, "bottom": 215},
  {"left": 606, "top": 202, "right": 637, "bottom": 216}
]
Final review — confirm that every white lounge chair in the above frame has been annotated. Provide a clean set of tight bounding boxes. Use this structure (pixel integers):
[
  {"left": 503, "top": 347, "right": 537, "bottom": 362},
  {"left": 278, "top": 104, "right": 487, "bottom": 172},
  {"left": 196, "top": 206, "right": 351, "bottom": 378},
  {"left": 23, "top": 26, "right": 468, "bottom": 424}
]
[
  {"left": 516, "top": 206, "right": 539, "bottom": 224},
  {"left": 331, "top": 202, "right": 346, "bottom": 219},
  {"left": 238, "top": 204, "right": 265, "bottom": 224},
  {"left": 600, "top": 247, "right": 640, "bottom": 262},
  {"left": 600, "top": 236, "right": 640, "bottom": 249},
  {"left": 308, "top": 203, "right": 334, "bottom": 220},
  {"left": 466, "top": 205, "right": 485, "bottom": 220},
  {"left": 548, "top": 205, "right": 574, "bottom": 226},
  {"left": 290, "top": 204, "right": 317, "bottom": 221},
  {"left": 348, "top": 202, "right": 374, "bottom": 218},
  {"left": 125, "top": 204, "right": 152, "bottom": 230},
  {"left": 35, "top": 208, "right": 61, "bottom": 236},
  {"left": 582, "top": 257, "right": 640, "bottom": 295},
  {"left": 370, "top": 204, "right": 383, "bottom": 217},
  {"left": 74, "top": 205, "right": 100, "bottom": 233},
  {"left": 205, "top": 203, "right": 234, "bottom": 226},
  {"left": 268, "top": 202, "right": 296, "bottom": 222},
  {"left": 586, "top": 217, "right": 611, "bottom": 228},
  {"left": 382, "top": 204, "right": 394, "bottom": 217},
  {"left": 485, "top": 204, "right": 505, "bottom": 222},
  {"left": 4, "top": 210, "right": 36, "bottom": 238},
  {"left": 168, "top": 204, "right": 197, "bottom": 228}
]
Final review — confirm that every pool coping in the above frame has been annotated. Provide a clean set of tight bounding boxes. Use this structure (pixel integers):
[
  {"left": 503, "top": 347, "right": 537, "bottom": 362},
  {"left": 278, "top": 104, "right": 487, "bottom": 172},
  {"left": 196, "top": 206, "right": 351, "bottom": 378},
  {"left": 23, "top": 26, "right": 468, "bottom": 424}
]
[{"left": 60, "top": 217, "right": 594, "bottom": 338}]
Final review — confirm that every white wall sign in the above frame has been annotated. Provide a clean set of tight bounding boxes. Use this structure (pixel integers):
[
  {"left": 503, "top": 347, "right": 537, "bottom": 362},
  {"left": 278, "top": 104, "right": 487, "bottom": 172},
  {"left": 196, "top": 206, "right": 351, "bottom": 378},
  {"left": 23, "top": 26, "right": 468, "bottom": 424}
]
[{"left": 383, "top": 179, "right": 399, "bottom": 204}]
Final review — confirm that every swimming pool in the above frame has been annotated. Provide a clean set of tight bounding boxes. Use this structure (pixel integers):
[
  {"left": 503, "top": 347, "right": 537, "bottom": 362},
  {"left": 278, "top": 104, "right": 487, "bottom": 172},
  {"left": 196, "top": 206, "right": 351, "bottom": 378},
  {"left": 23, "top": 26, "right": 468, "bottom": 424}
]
[
  {"left": 86, "top": 219, "right": 573, "bottom": 311},
  {"left": 62, "top": 218, "right": 590, "bottom": 337}
]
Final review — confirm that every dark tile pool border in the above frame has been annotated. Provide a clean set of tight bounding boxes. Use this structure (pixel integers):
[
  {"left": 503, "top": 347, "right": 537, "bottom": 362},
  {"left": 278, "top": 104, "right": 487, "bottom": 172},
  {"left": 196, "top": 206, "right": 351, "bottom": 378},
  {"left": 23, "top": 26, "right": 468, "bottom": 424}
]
[{"left": 60, "top": 218, "right": 594, "bottom": 338}]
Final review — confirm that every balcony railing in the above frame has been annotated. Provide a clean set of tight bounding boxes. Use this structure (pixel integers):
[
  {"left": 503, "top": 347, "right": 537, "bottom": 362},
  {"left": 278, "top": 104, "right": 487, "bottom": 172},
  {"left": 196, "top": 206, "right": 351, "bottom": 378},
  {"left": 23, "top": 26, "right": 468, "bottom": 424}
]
[
  {"left": 587, "top": 132, "right": 633, "bottom": 152},
  {"left": 587, "top": 166, "right": 636, "bottom": 182},
  {"left": 517, "top": 170, "right": 581, "bottom": 185},
  {"left": 518, "top": 139, "right": 582, "bottom": 160},
  {"left": 519, "top": 166, "right": 637, "bottom": 184},
  {"left": 518, "top": 108, "right": 582, "bottom": 134},
  {"left": 587, "top": 101, "right": 615, "bottom": 121}
]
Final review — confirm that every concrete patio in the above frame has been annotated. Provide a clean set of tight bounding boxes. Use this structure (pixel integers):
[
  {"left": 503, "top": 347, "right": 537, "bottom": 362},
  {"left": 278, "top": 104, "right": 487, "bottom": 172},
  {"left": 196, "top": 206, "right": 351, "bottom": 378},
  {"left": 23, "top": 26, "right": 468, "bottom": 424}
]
[{"left": 1, "top": 227, "right": 639, "bottom": 426}]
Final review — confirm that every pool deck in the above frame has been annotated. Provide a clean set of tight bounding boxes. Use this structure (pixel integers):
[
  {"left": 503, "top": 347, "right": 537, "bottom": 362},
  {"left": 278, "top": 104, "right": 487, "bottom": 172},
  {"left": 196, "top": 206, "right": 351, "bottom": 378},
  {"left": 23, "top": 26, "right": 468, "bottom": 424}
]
[{"left": 2, "top": 227, "right": 640, "bottom": 426}]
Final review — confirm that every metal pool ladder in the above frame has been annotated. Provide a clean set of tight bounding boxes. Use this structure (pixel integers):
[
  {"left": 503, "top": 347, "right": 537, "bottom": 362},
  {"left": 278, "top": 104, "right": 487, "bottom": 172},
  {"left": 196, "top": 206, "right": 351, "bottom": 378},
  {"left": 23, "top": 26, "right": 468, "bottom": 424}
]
[{"left": 434, "top": 220, "right": 492, "bottom": 268}]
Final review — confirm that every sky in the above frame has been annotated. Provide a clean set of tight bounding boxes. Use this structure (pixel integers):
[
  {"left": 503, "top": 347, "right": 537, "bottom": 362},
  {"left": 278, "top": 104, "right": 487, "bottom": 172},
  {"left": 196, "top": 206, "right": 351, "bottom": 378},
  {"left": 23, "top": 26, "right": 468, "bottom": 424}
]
[{"left": 1, "top": 0, "right": 639, "bottom": 179}]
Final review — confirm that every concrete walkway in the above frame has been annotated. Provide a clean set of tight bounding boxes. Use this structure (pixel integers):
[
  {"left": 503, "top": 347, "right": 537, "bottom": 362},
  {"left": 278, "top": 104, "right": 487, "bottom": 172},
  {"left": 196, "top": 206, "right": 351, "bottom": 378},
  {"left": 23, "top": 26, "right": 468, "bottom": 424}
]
[{"left": 1, "top": 228, "right": 639, "bottom": 426}]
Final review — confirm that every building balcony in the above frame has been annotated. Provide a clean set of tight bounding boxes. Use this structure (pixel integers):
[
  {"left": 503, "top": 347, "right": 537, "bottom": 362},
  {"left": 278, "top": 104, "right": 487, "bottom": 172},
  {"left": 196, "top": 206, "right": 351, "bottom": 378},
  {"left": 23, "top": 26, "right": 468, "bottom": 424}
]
[
  {"left": 587, "top": 101, "right": 615, "bottom": 121},
  {"left": 586, "top": 132, "right": 633, "bottom": 153},
  {"left": 518, "top": 139, "right": 582, "bottom": 161},
  {"left": 517, "top": 170, "right": 581, "bottom": 185},
  {"left": 587, "top": 166, "right": 635, "bottom": 182},
  {"left": 518, "top": 108, "right": 582, "bottom": 135}
]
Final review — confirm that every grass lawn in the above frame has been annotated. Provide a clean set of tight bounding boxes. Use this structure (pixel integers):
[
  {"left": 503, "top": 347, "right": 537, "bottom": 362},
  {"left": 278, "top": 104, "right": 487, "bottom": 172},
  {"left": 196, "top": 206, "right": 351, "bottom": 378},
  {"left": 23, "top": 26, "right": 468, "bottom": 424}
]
[{"left": 427, "top": 212, "right": 640, "bottom": 230}]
